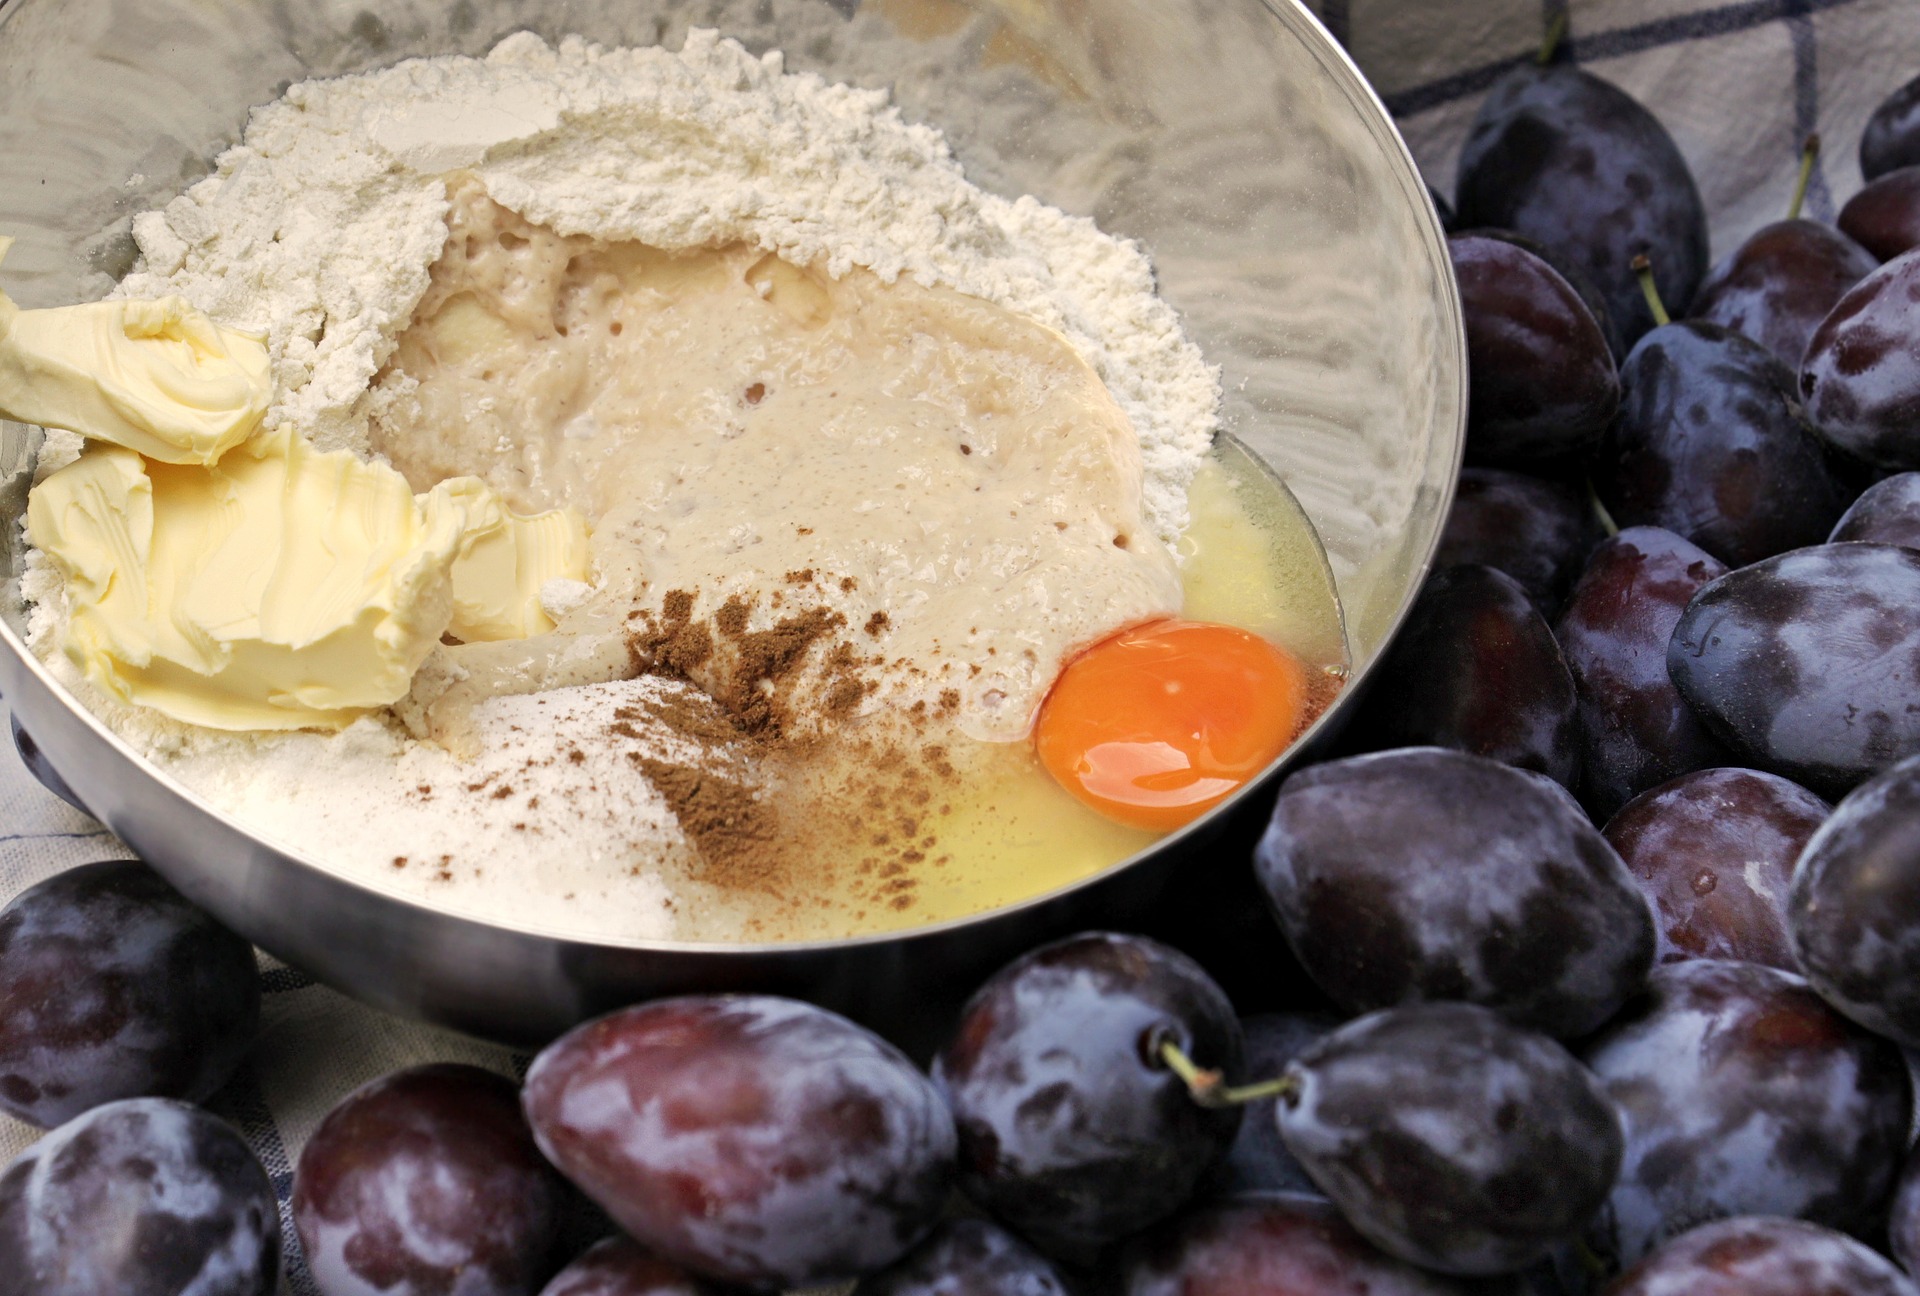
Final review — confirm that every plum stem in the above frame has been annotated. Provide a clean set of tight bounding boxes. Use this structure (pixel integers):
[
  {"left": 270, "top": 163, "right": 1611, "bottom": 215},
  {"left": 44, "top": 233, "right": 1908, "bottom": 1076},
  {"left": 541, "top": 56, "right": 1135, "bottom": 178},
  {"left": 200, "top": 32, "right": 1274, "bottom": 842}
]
[
  {"left": 1157, "top": 1038, "right": 1299, "bottom": 1109},
  {"left": 1787, "top": 133, "right": 1821, "bottom": 222},
  {"left": 1586, "top": 477, "right": 1620, "bottom": 538},
  {"left": 1572, "top": 1238, "right": 1612, "bottom": 1279},
  {"left": 1537, "top": 11, "right": 1570, "bottom": 66},
  {"left": 1632, "top": 254, "right": 1671, "bottom": 327}
]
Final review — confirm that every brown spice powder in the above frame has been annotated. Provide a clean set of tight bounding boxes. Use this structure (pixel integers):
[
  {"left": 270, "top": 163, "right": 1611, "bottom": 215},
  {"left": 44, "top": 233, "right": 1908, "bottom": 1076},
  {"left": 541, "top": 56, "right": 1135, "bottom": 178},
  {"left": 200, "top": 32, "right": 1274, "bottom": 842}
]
[
  {"left": 630, "top": 755, "right": 784, "bottom": 893},
  {"left": 630, "top": 589, "right": 715, "bottom": 679},
  {"left": 610, "top": 582, "right": 981, "bottom": 920},
  {"left": 632, "top": 588, "right": 858, "bottom": 739},
  {"left": 602, "top": 686, "right": 801, "bottom": 901},
  {"left": 1295, "top": 666, "right": 1347, "bottom": 741}
]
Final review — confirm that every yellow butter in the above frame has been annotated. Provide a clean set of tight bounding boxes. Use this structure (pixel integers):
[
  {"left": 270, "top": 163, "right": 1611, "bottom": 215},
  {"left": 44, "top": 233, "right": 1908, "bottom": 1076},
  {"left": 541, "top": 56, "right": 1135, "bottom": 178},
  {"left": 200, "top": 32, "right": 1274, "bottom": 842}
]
[
  {"left": 430, "top": 477, "right": 590, "bottom": 642},
  {"left": 0, "top": 236, "right": 270, "bottom": 465},
  {"left": 27, "top": 429, "right": 466, "bottom": 730}
]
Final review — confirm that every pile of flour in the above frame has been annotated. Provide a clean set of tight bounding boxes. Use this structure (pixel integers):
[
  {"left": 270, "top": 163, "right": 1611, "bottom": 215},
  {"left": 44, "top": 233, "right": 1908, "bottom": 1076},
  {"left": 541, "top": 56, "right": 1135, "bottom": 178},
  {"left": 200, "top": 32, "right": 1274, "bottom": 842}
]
[
  {"left": 110, "top": 27, "right": 1216, "bottom": 547},
  {"left": 19, "top": 24, "right": 1224, "bottom": 940}
]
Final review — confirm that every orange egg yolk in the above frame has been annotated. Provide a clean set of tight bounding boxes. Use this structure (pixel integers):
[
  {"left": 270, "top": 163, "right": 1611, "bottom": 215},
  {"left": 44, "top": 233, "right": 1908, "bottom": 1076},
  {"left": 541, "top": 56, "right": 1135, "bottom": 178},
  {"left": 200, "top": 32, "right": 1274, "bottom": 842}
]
[{"left": 1032, "top": 619, "right": 1311, "bottom": 832}]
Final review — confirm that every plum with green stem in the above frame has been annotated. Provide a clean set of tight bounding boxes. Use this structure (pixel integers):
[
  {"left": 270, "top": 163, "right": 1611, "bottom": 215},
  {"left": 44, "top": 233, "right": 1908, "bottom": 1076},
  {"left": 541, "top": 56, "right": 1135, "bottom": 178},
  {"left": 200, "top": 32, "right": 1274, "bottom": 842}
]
[
  {"left": 1456, "top": 17, "right": 1708, "bottom": 351},
  {"left": 1592, "top": 257, "right": 1850, "bottom": 568},
  {"left": 1691, "top": 136, "right": 1879, "bottom": 367},
  {"left": 933, "top": 932, "right": 1243, "bottom": 1259},
  {"left": 1259, "top": 1002, "right": 1622, "bottom": 1276}
]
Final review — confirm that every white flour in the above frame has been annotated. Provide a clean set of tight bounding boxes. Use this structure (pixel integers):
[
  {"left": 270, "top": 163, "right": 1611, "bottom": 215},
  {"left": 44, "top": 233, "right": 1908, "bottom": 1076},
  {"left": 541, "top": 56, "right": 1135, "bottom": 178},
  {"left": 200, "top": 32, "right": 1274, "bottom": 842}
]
[
  {"left": 20, "top": 22, "right": 1226, "bottom": 941},
  {"left": 113, "top": 27, "right": 1217, "bottom": 548}
]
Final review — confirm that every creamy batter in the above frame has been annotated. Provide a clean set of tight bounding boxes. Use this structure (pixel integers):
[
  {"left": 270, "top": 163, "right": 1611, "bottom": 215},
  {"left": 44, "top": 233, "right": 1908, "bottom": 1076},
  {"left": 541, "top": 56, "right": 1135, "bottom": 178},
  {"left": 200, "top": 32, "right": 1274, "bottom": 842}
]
[{"left": 375, "top": 180, "right": 1181, "bottom": 748}]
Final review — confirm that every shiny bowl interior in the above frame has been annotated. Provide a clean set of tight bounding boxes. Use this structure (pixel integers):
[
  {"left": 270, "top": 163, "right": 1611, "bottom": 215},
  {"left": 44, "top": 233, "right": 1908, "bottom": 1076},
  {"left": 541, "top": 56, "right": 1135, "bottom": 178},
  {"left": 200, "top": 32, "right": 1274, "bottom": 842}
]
[{"left": 0, "top": 0, "right": 1462, "bottom": 1047}]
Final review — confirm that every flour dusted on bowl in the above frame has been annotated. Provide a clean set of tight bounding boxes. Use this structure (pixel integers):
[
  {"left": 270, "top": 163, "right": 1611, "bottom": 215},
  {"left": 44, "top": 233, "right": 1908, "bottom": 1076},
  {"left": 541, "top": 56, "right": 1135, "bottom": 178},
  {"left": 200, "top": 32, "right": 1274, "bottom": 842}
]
[{"left": 19, "top": 26, "right": 1249, "bottom": 943}]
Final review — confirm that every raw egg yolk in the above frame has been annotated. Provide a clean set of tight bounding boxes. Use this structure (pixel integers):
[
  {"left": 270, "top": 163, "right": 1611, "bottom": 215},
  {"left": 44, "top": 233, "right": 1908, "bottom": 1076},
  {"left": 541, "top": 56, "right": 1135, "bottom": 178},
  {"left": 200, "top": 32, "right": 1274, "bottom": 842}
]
[{"left": 1033, "top": 619, "right": 1311, "bottom": 832}]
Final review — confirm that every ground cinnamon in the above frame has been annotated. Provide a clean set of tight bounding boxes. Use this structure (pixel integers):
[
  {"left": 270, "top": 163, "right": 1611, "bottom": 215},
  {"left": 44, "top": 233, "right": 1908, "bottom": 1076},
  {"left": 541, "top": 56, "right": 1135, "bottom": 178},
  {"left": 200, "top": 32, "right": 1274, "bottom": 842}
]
[{"left": 612, "top": 581, "right": 963, "bottom": 918}]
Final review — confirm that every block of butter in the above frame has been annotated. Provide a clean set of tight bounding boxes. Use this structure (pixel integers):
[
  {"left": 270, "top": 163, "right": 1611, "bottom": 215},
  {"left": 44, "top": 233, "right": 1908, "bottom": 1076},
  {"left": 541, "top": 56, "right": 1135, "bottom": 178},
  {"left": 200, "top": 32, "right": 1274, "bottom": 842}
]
[
  {"left": 28, "top": 429, "right": 468, "bottom": 730},
  {"left": 430, "top": 477, "right": 590, "bottom": 643},
  {"left": 0, "top": 236, "right": 270, "bottom": 464}
]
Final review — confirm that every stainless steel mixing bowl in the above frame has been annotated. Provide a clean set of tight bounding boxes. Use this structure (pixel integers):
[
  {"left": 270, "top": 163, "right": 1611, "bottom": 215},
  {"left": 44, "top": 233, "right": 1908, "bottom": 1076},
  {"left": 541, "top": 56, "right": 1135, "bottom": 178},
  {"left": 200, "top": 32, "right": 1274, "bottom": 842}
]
[{"left": 0, "top": 0, "right": 1463, "bottom": 1049}]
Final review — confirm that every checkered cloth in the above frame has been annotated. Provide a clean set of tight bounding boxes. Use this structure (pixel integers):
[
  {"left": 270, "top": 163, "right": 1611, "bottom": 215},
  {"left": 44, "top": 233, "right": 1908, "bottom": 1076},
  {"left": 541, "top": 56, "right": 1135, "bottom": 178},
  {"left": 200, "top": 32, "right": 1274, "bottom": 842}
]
[
  {"left": 1, "top": 1, "right": 1915, "bottom": 1291},
  {"left": 1334, "top": 0, "right": 1912, "bottom": 242}
]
